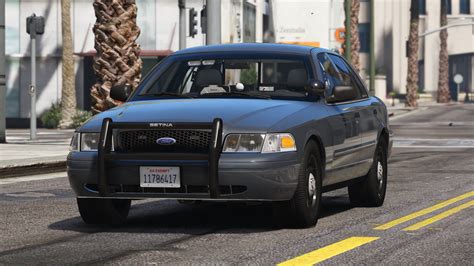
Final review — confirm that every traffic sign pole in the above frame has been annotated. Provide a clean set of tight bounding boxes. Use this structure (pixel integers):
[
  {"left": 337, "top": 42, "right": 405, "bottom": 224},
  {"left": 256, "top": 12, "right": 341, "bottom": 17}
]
[
  {"left": 26, "top": 13, "right": 44, "bottom": 140},
  {"left": 30, "top": 38, "right": 36, "bottom": 140}
]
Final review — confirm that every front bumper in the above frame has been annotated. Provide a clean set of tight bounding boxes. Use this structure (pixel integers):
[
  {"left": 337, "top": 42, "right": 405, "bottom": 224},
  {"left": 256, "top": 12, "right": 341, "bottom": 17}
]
[{"left": 67, "top": 151, "right": 300, "bottom": 201}]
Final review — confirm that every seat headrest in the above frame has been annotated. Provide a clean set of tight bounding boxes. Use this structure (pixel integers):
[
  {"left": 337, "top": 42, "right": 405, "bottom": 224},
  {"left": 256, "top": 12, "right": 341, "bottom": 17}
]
[
  {"left": 194, "top": 69, "right": 224, "bottom": 87},
  {"left": 287, "top": 69, "right": 308, "bottom": 87}
]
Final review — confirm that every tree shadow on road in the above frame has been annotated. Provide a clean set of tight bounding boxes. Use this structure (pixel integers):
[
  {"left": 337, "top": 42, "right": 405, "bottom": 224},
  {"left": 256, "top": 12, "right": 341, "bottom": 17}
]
[{"left": 48, "top": 194, "right": 353, "bottom": 234}]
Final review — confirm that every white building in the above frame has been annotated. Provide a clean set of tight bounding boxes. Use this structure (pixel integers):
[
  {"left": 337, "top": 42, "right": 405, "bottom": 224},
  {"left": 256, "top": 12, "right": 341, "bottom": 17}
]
[
  {"left": 359, "top": 0, "right": 473, "bottom": 100},
  {"left": 4, "top": 0, "right": 473, "bottom": 126}
]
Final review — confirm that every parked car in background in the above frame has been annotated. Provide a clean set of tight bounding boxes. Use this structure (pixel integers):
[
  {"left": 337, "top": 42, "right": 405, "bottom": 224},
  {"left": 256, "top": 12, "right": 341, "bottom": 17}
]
[{"left": 68, "top": 43, "right": 392, "bottom": 228}]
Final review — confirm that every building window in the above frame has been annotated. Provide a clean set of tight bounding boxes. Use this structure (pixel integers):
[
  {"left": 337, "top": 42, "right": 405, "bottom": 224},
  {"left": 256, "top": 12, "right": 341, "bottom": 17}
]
[
  {"left": 446, "top": 0, "right": 452, "bottom": 15},
  {"left": 243, "top": 2, "right": 256, "bottom": 42},
  {"left": 419, "top": 0, "right": 426, "bottom": 15},
  {"left": 460, "top": 0, "right": 471, "bottom": 14},
  {"left": 358, "top": 23, "right": 370, "bottom": 53}
]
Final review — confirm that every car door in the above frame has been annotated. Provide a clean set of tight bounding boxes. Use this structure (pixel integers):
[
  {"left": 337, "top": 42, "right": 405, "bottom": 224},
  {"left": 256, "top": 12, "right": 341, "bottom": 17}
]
[
  {"left": 328, "top": 54, "right": 379, "bottom": 179},
  {"left": 317, "top": 53, "right": 363, "bottom": 185},
  {"left": 331, "top": 55, "right": 379, "bottom": 174}
]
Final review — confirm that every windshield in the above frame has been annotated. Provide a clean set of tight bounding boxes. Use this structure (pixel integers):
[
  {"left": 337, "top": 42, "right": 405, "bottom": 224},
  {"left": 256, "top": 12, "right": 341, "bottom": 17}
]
[{"left": 136, "top": 58, "right": 312, "bottom": 100}]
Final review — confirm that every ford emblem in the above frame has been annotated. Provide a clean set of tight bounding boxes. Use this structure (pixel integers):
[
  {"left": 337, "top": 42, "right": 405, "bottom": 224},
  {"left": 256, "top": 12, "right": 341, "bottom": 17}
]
[{"left": 156, "top": 137, "right": 176, "bottom": 145}]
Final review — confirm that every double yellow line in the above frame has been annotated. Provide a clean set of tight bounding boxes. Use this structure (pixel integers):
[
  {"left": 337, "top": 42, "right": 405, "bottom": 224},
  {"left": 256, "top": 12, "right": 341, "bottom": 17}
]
[
  {"left": 278, "top": 191, "right": 474, "bottom": 265},
  {"left": 375, "top": 191, "right": 474, "bottom": 231}
]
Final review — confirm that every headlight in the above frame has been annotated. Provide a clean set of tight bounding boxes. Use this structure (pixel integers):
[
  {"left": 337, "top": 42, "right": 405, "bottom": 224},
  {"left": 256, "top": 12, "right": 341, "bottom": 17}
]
[
  {"left": 80, "top": 133, "right": 100, "bottom": 151},
  {"left": 223, "top": 134, "right": 265, "bottom": 152},
  {"left": 70, "top": 132, "right": 80, "bottom": 151},
  {"left": 222, "top": 133, "right": 296, "bottom": 153},
  {"left": 262, "top": 133, "right": 297, "bottom": 153}
]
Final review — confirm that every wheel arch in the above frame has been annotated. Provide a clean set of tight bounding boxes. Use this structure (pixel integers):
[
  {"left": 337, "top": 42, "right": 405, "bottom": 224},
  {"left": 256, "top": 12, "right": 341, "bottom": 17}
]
[
  {"left": 306, "top": 135, "right": 326, "bottom": 178},
  {"left": 378, "top": 127, "right": 390, "bottom": 150}
]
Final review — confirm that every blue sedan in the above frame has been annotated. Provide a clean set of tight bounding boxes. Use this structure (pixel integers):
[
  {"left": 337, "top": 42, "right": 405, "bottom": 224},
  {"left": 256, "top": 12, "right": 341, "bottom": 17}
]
[{"left": 68, "top": 43, "right": 392, "bottom": 228}]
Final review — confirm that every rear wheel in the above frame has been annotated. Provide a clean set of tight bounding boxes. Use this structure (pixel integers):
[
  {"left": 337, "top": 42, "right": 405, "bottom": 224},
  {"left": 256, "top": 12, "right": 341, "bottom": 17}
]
[
  {"left": 77, "top": 198, "right": 131, "bottom": 225},
  {"left": 348, "top": 139, "right": 388, "bottom": 207},
  {"left": 273, "top": 140, "right": 322, "bottom": 228}
]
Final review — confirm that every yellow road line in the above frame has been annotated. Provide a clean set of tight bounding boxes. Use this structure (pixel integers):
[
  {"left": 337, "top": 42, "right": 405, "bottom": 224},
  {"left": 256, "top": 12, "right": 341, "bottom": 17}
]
[
  {"left": 374, "top": 191, "right": 474, "bottom": 230},
  {"left": 277, "top": 236, "right": 379, "bottom": 266},
  {"left": 403, "top": 200, "right": 474, "bottom": 231}
]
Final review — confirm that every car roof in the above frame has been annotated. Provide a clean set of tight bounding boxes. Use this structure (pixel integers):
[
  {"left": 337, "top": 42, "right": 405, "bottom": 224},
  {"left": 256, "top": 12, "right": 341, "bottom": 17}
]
[{"left": 173, "top": 43, "right": 331, "bottom": 56}]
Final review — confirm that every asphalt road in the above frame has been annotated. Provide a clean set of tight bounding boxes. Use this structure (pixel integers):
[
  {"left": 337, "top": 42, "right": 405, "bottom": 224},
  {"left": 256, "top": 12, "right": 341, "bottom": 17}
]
[{"left": 1, "top": 104, "right": 473, "bottom": 265}]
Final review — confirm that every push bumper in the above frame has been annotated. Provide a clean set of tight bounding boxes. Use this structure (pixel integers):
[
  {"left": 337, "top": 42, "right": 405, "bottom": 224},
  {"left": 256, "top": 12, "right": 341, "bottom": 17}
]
[
  {"left": 67, "top": 152, "right": 300, "bottom": 201},
  {"left": 67, "top": 118, "right": 300, "bottom": 201}
]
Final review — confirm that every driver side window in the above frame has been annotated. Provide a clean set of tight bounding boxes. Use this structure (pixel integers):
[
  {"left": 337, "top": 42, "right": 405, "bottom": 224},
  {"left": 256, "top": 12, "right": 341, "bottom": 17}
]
[
  {"left": 317, "top": 53, "right": 362, "bottom": 102},
  {"left": 328, "top": 54, "right": 364, "bottom": 99}
]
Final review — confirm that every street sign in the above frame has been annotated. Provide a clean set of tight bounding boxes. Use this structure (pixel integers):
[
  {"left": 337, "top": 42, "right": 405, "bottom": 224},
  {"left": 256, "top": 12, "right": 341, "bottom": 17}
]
[
  {"left": 454, "top": 74, "right": 463, "bottom": 84},
  {"left": 335, "top": 28, "right": 345, "bottom": 43},
  {"left": 453, "top": 74, "right": 464, "bottom": 102}
]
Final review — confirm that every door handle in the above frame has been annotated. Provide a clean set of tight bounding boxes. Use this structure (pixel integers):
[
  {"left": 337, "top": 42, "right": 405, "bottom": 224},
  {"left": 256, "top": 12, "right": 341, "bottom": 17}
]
[
  {"left": 354, "top": 112, "right": 361, "bottom": 118},
  {"left": 373, "top": 109, "right": 378, "bottom": 115}
]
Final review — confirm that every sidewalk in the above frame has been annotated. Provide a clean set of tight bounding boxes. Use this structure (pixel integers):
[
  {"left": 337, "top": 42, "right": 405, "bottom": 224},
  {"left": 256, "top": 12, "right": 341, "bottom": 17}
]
[{"left": 0, "top": 129, "right": 73, "bottom": 178}]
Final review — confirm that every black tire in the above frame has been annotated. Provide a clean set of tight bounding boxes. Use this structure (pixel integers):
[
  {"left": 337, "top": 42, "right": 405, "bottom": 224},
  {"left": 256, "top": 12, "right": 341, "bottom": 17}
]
[
  {"left": 348, "top": 139, "right": 388, "bottom": 207},
  {"left": 273, "top": 140, "right": 322, "bottom": 228},
  {"left": 77, "top": 198, "right": 131, "bottom": 225}
]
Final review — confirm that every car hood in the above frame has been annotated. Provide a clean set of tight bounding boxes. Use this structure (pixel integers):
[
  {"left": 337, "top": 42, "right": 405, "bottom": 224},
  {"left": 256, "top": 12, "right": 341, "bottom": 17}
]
[{"left": 80, "top": 98, "right": 313, "bottom": 133}]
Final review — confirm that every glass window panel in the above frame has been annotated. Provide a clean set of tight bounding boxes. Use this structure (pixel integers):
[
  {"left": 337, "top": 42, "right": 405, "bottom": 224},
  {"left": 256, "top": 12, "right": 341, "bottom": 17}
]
[
  {"left": 243, "top": 3, "right": 256, "bottom": 42},
  {"left": 5, "top": 58, "right": 20, "bottom": 117},
  {"left": 5, "top": 0, "right": 20, "bottom": 54},
  {"left": 73, "top": 0, "right": 95, "bottom": 53},
  {"left": 358, "top": 23, "right": 370, "bottom": 53},
  {"left": 460, "top": 0, "right": 470, "bottom": 14},
  {"left": 419, "top": 0, "right": 426, "bottom": 15},
  {"left": 136, "top": 0, "right": 156, "bottom": 50}
]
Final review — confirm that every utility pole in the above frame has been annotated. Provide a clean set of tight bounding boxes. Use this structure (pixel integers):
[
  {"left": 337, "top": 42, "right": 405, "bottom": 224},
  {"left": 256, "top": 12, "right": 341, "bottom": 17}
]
[
  {"left": 26, "top": 14, "right": 44, "bottom": 140},
  {"left": 179, "top": 0, "right": 186, "bottom": 50},
  {"left": 369, "top": 0, "right": 375, "bottom": 93},
  {"left": 0, "top": 0, "right": 6, "bottom": 143},
  {"left": 344, "top": 0, "right": 351, "bottom": 62},
  {"left": 206, "top": 0, "right": 221, "bottom": 45}
]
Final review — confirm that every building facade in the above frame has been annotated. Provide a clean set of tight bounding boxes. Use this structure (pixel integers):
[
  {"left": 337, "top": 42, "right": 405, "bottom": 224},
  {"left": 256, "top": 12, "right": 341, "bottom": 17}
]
[{"left": 358, "top": 0, "right": 473, "bottom": 100}]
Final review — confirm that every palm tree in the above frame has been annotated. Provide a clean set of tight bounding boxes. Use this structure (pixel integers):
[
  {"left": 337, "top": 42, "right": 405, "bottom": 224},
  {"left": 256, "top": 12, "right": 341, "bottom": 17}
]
[
  {"left": 405, "top": 0, "right": 419, "bottom": 107},
  {"left": 437, "top": 0, "right": 450, "bottom": 103},
  {"left": 343, "top": 0, "right": 361, "bottom": 71},
  {"left": 90, "top": 0, "right": 142, "bottom": 114},
  {"left": 349, "top": 0, "right": 361, "bottom": 72},
  {"left": 59, "top": 0, "right": 77, "bottom": 128}
]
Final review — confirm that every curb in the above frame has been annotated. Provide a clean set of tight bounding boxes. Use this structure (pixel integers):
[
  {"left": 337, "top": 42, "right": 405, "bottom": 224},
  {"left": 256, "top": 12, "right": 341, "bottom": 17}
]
[{"left": 0, "top": 161, "right": 66, "bottom": 179}]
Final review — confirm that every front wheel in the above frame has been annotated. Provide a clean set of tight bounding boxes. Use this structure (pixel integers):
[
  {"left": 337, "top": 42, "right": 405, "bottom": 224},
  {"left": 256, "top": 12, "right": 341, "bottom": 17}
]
[
  {"left": 348, "top": 139, "right": 388, "bottom": 207},
  {"left": 273, "top": 141, "right": 322, "bottom": 228},
  {"left": 77, "top": 198, "right": 131, "bottom": 225}
]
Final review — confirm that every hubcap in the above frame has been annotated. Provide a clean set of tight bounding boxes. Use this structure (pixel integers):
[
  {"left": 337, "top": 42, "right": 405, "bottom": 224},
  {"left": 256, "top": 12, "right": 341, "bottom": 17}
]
[
  {"left": 308, "top": 172, "right": 317, "bottom": 206},
  {"left": 377, "top": 160, "right": 384, "bottom": 190}
]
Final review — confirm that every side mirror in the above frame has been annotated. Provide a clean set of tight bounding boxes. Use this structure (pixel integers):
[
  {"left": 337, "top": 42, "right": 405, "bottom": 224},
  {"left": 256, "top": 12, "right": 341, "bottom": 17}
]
[
  {"left": 326, "top": 86, "right": 357, "bottom": 103},
  {"left": 306, "top": 79, "right": 326, "bottom": 96},
  {"left": 110, "top": 84, "right": 132, "bottom": 102}
]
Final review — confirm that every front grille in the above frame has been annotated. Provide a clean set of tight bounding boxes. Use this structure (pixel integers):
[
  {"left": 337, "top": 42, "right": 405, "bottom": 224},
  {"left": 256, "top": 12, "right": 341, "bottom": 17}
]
[{"left": 115, "top": 129, "right": 212, "bottom": 153}]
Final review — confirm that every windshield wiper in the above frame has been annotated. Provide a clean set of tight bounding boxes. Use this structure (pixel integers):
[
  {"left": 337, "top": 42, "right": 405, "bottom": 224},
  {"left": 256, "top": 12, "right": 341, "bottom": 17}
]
[
  {"left": 143, "top": 92, "right": 194, "bottom": 98},
  {"left": 200, "top": 91, "right": 271, "bottom": 99}
]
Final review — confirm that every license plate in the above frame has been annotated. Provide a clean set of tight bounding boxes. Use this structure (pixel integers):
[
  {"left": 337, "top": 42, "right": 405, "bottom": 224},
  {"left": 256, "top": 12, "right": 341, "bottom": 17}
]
[{"left": 139, "top": 166, "right": 180, "bottom": 188}]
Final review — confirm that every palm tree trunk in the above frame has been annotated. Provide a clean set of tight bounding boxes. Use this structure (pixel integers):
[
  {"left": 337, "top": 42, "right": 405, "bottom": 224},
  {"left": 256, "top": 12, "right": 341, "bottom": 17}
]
[
  {"left": 342, "top": 0, "right": 361, "bottom": 71},
  {"left": 350, "top": 0, "right": 361, "bottom": 72},
  {"left": 405, "top": 0, "right": 419, "bottom": 107},
  {"left": 59, "top": 0, "right": 76, "bottom": 128},
  {"left": 91, "top": 0, "right": 142, "bottom": 114},
  {"left": 437, "top": 0, "right": 450, "bottom": 103}
]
